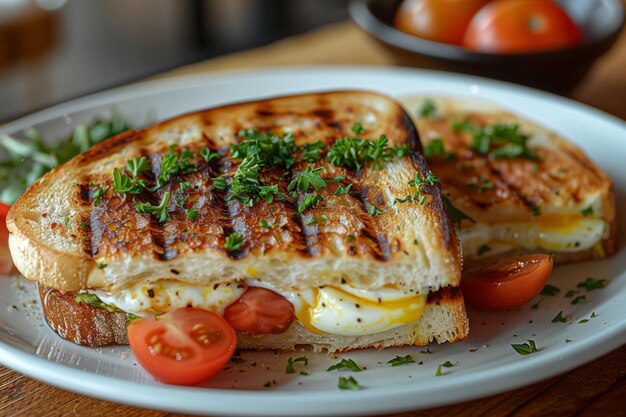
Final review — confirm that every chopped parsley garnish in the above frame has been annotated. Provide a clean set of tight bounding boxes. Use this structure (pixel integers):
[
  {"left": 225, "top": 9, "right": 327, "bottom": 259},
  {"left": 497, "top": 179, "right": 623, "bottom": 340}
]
[
  {"left": 442, "top": 196, "right": 475, "bottom": 227},
  {"left": 531, "top": 205, "right": 541, "bottom": 216},
  {"left": 571, "top": 295, "right": 586, "bottom": 305},
  {"left": 351, "top": 121, "right": 366, "bottom": 135},
  {"left": 211, "top": 176, "right": 227, "bottom": 191},
  {"left": 113, "top": 168, "right": 146, "bottom": 194},
  {"left": 327, "top": 135, "right": 408, "bottom": 171},
  {"left": 464, "top": 122, "right": 541, "bottom": 161},
  {"left": 551, "top": 311, "right": 567, "bottom": 323},
  {"left": 424, "top": 138, "right": 456, "bottom": 160},
  {"left": 97, "top": 262, "right": 108, "bottom": 269},
  {"left": 451, "top": 119, "right": 474, "bottom": 132},
  {"left": 301, "top": 141, "right": 327, "bottom": 163},
  {"left": 125, "top": 155, "right": 151, "bottom": 178},
  {"left": 435, "top": 361, "right": 454, "bottom": 376},
  {"left": 581, "top": 206, "right": 594, "bottom": 217},
  {"left": 478, "top": 181, "right": 494, "bottom": 193},
  {"left": 260, "top": 220, "right": 271, "bottom": 229},
  {"left": 231, "top": 129, "right": 298, "bottom": 170},
  {"left": 286, "top": 356, "right": 308, "bottom": 374},
  {"left": 288, "top": 166, "right": 327, "bottom": 192},
  {"left": 186, "top": 209, "right": 199, "bottom": 220},
  {"left": 198, "top": 147, "right": 220, "bottom": 163},
  {"left": 326, "top": 175, "right": 346, "bottom": 182},
  {"left": 387, "top": 355, "right": 415, "bottom": 367},
  {"left": 179, "top": 181, "right": 190, "bottom": 191},
  {"left": 92, "top": 187, "right": 108, "bottom": 207},
  {"left": 298, "top": 194, "right": 324, "bottom": 213},
  {"left": 334, "top": 183, "right": 353, "bottom": 195},
  {"left": 155, "top": 148, "right": 192, "bottom": 189},
  {"left": 134, "top": 192, "right": 171, "bottom": 223},
  {"left": 79, "top": 221, "right": 87, "bottom": 229},
  {"left": 338, "top": 376, "right": 361, "bottom": 390},
  {"left": 577, "top": 277, "right": 608, "bottom": 291},
  {"left": 511, "top": 339, "right": 539, "bottom": 355},
  {"left": 326, "top": 358, "right": 362, "bottom": 372},
  {"left": 395, "top": 171, "right": 441, "bottom": 206},
  {"left": 418, "top": 99, "right": 437, "bottom": 118},
  {"left": 477, "top": 244, "right": 491, "bottom": 256},
  {"left": 541, "top": 284, "right": 560, "bottom": 296},
  {"left": 224, "top": 232, "right": 244, "bottom": 251},
  {"left": 420, "top": 348, "right": 432, "bottom": 354},
  {"left": 366, "top": 202, "right": 387, "bottom": 217},
  {"left": 565, "top": 289, "right": 576, "bottom": 298}
]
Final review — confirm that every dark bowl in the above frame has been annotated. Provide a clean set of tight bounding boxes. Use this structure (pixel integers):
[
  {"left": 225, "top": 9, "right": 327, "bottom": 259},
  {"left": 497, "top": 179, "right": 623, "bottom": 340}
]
[{"left": 349, "top": 0, "right": 625, "bottom": 93}]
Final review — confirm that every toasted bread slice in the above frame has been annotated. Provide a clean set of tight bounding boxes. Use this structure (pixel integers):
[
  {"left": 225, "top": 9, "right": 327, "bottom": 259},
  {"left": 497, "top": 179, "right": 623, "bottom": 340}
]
[
  {"left": 9, "top": 91, "right": 468, "bottom": 350},
  {"left": 38, "top": 284, "right": 468, "bottom": 350},
  {"left": 401, "top": 96, "right": 617, "bottom": 264},
  {"left": 8, "top": 91, "right": 461, "bottom": 294}
]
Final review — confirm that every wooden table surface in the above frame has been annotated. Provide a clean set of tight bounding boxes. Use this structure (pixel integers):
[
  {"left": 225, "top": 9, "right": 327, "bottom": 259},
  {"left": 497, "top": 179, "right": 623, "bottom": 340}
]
[{"left": 2, "top": 21, "right": 626, "bottom": 417}]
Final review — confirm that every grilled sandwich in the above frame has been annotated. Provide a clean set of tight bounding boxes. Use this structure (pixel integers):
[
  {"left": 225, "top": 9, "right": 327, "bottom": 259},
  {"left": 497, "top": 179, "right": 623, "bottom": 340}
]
[
  {"left": 402, "top": 96, "right": 617, "bottom": 265},
  {"left": 7, "top": 91, "right": 469, "bottom": 351}
]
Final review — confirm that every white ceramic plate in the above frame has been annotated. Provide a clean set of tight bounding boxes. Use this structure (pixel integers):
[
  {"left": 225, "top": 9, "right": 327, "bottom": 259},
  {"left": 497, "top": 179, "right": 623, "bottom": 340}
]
[{"left": 1, "top": 67, "right": 625, "bottom": 417}]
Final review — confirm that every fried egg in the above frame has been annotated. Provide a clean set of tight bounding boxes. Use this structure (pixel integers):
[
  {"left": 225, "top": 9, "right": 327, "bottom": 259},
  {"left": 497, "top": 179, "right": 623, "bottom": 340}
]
[
  {"left": 460, "top": 216, "right": 607, "bottom": 259},
  {"left": 95, "top": 280, "right": 427, "bottom": 337}
]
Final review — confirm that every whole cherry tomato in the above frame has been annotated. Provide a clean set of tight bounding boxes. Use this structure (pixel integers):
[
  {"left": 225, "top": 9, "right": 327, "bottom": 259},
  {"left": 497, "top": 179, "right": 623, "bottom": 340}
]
[
  {"left": 395, "top": 0, "right": 491, "bottom": 45},
  {"left": 463, "top": 0, "right": 582, "bottom": 53}
]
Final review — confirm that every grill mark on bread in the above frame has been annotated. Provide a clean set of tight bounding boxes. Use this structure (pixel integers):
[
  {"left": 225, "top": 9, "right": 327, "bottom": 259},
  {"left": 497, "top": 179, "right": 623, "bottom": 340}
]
[
  {"left": 356, "top": 185, "right": 391, "bottom": 261},
  {"left": 486, "top": 164, "right": 537, "bottom": 209},
  {"left": 77, "top": 181, "right": 97, "bottom": 256}
]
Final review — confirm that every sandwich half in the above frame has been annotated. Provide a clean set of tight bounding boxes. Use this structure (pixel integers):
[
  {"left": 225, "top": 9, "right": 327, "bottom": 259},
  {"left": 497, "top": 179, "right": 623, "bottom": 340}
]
[
  {"left": 402, "top": 96, "right": 617, "bottom": 265},
  {"left": 7, "top": 91, "right": 469, "bottom": 351}
]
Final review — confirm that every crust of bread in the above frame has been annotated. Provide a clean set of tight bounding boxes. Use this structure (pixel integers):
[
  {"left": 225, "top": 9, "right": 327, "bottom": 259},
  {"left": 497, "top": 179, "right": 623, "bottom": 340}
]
[
  {"left": 8, "top": 91, "right": 462, "bottom": 295},
  {"left": 401, "top": 95, "right": 618, "bottom": 264},
  {"left": 38, "top": 284, "right": 469, "bottom": 350}
]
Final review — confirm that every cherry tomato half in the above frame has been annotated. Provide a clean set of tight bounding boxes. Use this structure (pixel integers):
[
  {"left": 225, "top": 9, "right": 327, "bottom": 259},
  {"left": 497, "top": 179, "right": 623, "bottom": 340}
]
[
  {"left": 128, "top": 308, "right": 236, "bottom": 385},
  {"left": 224, "top": 287, "right": 295, "bottom": 334},
  {"left": 460, "top": 254, "right": 553, "bottom": 311},
  {"left": 395, "top": 0, "right": 491, "bottom": 45},
  {"left": 463, "top": 0, "right": 582, "bottom": 53},
  {"left": 0, "top": 202, "right": 12, "bottom": 275}
]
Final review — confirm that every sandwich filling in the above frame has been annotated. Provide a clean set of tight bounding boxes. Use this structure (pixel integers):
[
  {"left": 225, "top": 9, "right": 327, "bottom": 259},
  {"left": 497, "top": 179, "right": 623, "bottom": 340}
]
[{"left": 93, "top": 281, "right": 427, "bottom": 337}]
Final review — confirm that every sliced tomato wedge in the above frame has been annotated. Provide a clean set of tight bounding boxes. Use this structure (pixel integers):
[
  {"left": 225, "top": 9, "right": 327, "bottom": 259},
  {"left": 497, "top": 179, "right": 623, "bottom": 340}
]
[
  {"left": 224, "top": 286, "right": 295, "bottom": 334},
  {"left": 460, "top": 254, "right": 553, "bottom": 311},
  {"left": 0, "top": 202, "right": 12, "bottom": 275},
  {"left": 128, "top": 308, "right": 236, "bottom": 385}
]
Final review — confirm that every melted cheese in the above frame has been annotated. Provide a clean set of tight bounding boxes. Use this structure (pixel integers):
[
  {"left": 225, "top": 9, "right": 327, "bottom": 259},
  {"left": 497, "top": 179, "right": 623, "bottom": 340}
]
[{"left": 460, "top": 216, "right": 607, "bottom": 259}]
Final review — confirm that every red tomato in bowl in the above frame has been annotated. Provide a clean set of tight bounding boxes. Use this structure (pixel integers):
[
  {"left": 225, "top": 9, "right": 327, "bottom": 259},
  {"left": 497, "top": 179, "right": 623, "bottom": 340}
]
[
  {"left": 395, "top": 0, "right": 491, "bottom": 45},
  {"left": 460, "top": 254, "right": 553, "bottom": 311},
  {"left": 463, "top": 0, "right": 582, "bottom": 53},
  {"left": 224, "top": 286, "right": 295, "bottom": 334},
  {"left": 0, "top": 202, "right": 13, "bottom": 275},
  {"left": 128, "top": 308, "right": 236, "bottom": 385}
]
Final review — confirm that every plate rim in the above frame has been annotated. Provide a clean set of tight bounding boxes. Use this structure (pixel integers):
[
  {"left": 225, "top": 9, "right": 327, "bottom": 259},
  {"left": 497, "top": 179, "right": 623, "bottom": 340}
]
[{"left": 1, "top": 65, "right": 626, "bottom": 416}]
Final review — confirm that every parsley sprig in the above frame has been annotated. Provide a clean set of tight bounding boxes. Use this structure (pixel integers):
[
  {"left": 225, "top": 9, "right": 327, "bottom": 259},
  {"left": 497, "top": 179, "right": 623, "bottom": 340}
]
[
  {"left": 511, "top": 339, "right": 539, "bottom": 355},
  {"left": 326, "top": 358, "right": 362, "bottom": 372},
  {"left": 387, "top": 355, "right": 415, "bottom": 367},
  {"left": 327, "top": 135, "right": 408, "bottom": 171},
  {"left": 224, "top": 232, "right": 245, "bottom": 251},
  {"left": 134, "top": 192, "right": 171, "bottom": 223}
]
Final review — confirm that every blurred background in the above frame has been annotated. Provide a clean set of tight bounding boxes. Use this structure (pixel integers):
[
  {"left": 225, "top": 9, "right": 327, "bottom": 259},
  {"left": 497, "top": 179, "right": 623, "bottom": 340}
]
[
  {"left": 0, "top": 0, "right": 350, "bottom": 122},
  {"left": 1, "top": 0, "right": 624, "bottom": 123}
]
